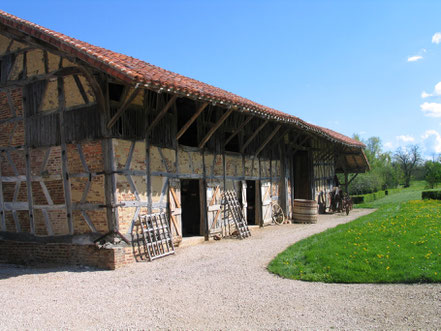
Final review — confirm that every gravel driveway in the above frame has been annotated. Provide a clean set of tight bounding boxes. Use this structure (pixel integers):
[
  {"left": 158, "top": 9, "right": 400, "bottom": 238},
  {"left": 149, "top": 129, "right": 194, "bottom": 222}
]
[{"left": 1, "top": 208, "right": 440, "bottom": 330}]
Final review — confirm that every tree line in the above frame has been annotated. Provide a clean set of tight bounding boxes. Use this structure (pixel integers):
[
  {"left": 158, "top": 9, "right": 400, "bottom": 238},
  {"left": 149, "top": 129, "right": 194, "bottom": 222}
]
[{"left": 345, "top": 135, "right": 441, "bottom": 195}]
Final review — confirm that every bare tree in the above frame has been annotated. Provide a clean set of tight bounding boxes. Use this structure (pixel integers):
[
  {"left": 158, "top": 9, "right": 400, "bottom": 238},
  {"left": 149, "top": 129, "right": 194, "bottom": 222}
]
[{"left": 394, "top": 145, "right": 422, "bottom": 187}]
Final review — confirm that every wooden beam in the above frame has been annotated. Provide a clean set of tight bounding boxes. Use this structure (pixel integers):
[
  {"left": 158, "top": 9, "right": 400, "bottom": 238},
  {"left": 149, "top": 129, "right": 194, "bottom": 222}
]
[
  {"left": 199, "top": 107, "right": 234, "bottom": 149},
  {"left": 224, "top": 115, "right": 252, "bottom": 147},
  {"left": 57, "top": 76, "right": 74, "bottom": 234},
  {"left": 145, "top": 95, "right": 178, "bottom": 135},
  {"left": 106, "top": 86, "right": 141, "bottom": 129},
  {"left": 268, "top": 127, "right": 291, "bottom": 151},
  {"left": 240, "top": 120, "right": 268, "bottom": 153},
  {"left": 176, "top": 102, "right": 208, "bottom": 140},
  {"left": 255, "top": 124, "right": 281, "bottom": 157},
  {"left": 348, "top": 173, "right": 359, "bottom": 186},
  {"left": 77, "top": 66, "right": 106, "bottom": 113}
]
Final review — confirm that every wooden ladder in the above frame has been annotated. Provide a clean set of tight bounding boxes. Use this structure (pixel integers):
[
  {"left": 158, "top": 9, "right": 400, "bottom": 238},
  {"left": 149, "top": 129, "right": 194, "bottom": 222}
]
[
  {"left": 138, "top": 212, "right": 175, "bottom": 261},
  {"left": 223, "top": 190, "right": 251, "bottom": 239}
]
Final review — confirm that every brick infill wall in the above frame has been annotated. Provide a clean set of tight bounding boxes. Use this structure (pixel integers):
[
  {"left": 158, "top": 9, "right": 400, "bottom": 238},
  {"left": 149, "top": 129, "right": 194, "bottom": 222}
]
[{"left": 0, "top": 240, "right": 136, "bottom": 270}]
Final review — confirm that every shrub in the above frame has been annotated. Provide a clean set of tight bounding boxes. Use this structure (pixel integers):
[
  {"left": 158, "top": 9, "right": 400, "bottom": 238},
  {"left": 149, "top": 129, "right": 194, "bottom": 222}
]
[
  {"left": 351, "top": 190, "right": 386, "bottom": 204},
  {"left": 351, "top": 196, "right": 364, "bottom": 204},
  {"left": 422, "top": 190, "right": 441, "bottom": 200}
]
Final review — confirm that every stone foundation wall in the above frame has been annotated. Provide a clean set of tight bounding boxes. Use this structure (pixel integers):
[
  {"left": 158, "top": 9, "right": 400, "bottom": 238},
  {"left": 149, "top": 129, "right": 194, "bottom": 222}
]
[{"left": 0, "top": 240, "right": 135, "bottom": 270}]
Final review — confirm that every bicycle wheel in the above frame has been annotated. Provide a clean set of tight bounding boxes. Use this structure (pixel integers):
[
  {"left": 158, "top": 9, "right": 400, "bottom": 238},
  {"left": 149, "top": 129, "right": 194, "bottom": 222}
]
[{"left": 271, "top": 203, "right": 285, "bottom": 225}]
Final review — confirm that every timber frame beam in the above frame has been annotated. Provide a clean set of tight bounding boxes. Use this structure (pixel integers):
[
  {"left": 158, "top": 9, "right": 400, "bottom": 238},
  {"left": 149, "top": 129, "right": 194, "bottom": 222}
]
[
  {"left": 176, "top": 102, "right": 208, "bottom": 140},
  {"left": 240, "top": 119, "right": 268, "bottom": 153},
  {"left": 255, "top": 124, "right": 281, "bottom": 157},
  {"left": 199, "top": 107, "right": 234, "bottom": 149},
  {"left": 224, "top": 115, "right": 252, "bottom": 147},
  {"left": 145, "top": 94, "right": 178, "bottom": 135},
  {"left": 106, "top": 84, "right": 141, "bottom": 129}
]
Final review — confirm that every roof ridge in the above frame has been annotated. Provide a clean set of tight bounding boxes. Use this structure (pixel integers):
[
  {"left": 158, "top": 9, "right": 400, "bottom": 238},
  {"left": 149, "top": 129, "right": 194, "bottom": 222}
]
[{"left": 0, "top": 9, "right": 365, "bottom": 148}]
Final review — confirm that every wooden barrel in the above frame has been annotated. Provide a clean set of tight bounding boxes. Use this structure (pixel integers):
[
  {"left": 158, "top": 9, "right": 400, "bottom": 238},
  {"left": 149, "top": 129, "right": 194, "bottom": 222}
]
[{"left": 293, "top": 199, "right": 318, "bottom": 224}]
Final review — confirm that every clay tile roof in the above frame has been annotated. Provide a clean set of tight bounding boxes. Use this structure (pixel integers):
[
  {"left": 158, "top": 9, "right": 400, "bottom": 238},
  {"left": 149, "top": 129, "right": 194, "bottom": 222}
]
[{"left": 0, "top": 10, "right": 365, "bottom": 148}]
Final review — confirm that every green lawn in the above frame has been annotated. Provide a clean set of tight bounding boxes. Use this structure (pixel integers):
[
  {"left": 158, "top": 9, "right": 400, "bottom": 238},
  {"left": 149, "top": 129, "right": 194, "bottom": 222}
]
[{"left": 268, "top": 182, "right": 441, "bottom": 283}]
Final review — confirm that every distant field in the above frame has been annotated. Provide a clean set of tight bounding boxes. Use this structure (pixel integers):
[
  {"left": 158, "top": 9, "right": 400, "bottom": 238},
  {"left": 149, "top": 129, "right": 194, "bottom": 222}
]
[{"left": 268, "top": 182, "right": 441, "bottom": 283}]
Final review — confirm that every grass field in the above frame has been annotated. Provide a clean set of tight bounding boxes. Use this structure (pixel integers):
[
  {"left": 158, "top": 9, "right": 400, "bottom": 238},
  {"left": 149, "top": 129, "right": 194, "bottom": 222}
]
[{"left": 268, "top": 182, "right": 441, "bottom": 283}]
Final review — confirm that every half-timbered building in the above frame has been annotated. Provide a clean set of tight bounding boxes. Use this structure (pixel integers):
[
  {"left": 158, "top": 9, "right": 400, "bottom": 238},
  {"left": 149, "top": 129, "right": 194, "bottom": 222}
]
[{"left": 0, "top": 11, "right": 369, "bottom": 269}]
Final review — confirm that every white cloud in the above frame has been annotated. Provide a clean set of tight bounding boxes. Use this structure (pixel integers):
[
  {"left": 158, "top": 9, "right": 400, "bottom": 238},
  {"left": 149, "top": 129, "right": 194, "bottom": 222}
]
[
  {"left": 407, "top": 55, "right": 423, "bottom": 62},
  {"left": 422, "top": 130, "right": 441, "bottom": 154},
  {"left": 434, "top": 82, "right": 441, "bottom": 95},
  {"left": 432, "top": 32, "right": 441, "bottom": 44},
  {"left": 421, "top": 91, "right": 432, "bottom": 98},
  {"left": 384, "top": 142, "right": 394, "bottom": 149},
  {"left": 396, "top": 135, "right": 415, "bottom": 143},
  {"left": 420, "top": 102, "right": 441, "bottom": 117},
  {"left": 421, "top": 82, "right": 441, "bottom": 99}
]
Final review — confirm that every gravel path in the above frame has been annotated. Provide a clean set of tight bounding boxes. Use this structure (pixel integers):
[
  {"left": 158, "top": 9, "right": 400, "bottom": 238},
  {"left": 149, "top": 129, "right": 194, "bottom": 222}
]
[{"left": 1, "top": 208, "right": 440, "bottom": 330}]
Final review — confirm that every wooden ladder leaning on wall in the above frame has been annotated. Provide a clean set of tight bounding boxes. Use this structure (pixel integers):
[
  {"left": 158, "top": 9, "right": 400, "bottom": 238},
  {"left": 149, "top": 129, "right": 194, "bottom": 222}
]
[
  {"left": 223, "top": 190, "right": 251, "bottom": 239},
  {"left": 136, "top": 212, "right": 176, "bottom": 261}
]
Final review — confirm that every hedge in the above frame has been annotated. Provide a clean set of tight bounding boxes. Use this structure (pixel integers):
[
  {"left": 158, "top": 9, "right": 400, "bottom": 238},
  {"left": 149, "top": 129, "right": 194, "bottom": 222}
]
[
  {"left": 422, "top": 190, "right": 441, "bottom": 200},
  {"left": 351, "top": 190, "right": 387, "bottom": 204}
]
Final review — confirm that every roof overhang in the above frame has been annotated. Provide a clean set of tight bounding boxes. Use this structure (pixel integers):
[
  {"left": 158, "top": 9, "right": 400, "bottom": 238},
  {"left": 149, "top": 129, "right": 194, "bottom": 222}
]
[{"left": 335, "top": 148, "right": 370, "bottom": 174}]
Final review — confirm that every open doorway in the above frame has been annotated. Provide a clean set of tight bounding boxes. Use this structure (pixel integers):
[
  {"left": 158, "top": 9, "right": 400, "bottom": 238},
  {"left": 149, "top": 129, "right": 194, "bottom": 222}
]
[
  {"left": 246, "top": 180, "right": 257, "bottom": 225},
  {"left": 181, "top": 179, "right": 202, "bottom": 237},
  {"left": 294, "top": 151, "right": 312, "bottom": 199}
]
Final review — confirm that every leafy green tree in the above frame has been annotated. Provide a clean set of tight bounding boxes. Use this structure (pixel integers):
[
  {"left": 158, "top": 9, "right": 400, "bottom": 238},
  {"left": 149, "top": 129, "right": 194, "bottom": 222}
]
[
  {"left": 394, "top": 145, "right": 422, "bottom": 188},
  {"left": 348, "top": 136, "right": 401, "bottom": 195},
  {"left": 425, "top": 160, "right": 441, "bottom": 188}
]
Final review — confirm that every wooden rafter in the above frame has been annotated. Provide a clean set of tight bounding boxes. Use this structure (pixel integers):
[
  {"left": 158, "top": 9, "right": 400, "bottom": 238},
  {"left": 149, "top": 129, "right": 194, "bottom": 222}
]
[
  {"left": 268, "top": 127, "right": 290, "bottom": 151},
  {"left": 199, "top": 107, "right": 234, "bottom": 148},
  {"left": 240, "top": 120, "right": 268, "bottom": 153},
  {"left": 106, "top": 86, "right": 141, "bottom": 129},
  {"left": 255, "top": 124, "right": 282, "bottom": 157},
  {"left": 145, "top": 95, "right": 178, "bottom": 136},
  {"left": 223, "top": 115, "right": 252, "bottom": 147},
  {"left": 176, "top": 102, "right": 208, "bottom": 140}
]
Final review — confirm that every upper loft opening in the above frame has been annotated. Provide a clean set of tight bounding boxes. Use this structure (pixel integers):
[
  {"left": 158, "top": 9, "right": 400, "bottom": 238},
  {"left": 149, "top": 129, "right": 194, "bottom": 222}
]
[{"left": 109, "top": 83, "right": 124, "bottom": 102}]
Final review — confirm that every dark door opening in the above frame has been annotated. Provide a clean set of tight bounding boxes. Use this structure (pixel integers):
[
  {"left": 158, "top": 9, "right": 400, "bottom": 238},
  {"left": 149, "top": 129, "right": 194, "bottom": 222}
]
[
  {"left": 294, "top": 151, "right": 311, "bottom": 199},
  {"left": 246, "top": 180, "right": 256, "bottom": 225},
  {"left": 181, "top": 179, "right": 202, "bottom": 237}
]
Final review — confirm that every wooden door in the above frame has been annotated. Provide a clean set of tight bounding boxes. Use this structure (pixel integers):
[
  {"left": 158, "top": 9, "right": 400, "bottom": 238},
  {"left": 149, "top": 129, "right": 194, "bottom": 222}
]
[
  {"left": 168, "top": 179, "right": 182, "bottom": 242},
  {"left": 207, "top": 182, "right": 222, "bottom": 235},
  {"left": 241, "top": 181, "right": 247, "bottom": 223},
  {"left": 261, "top": 180, "right": 272, "bottom": 225}
]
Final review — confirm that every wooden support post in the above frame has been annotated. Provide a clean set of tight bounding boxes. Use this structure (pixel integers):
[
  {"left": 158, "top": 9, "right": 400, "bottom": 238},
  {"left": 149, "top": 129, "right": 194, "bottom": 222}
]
[
  {"left": 279, "top": 144, "right": 288, "bottom": 217},
  {"left": 58, "top": 77, "right": 74, "bottom": 234},
  {"left": 240, "top": 120, "right": 268, "bottom": 154},
  {"left": 103, "top": 139, "right": 117, "bottom": 231},
  {"left": 224, "top": 115, "right": 252, "bottom": 147},
  {"left": 258, "top": 156, "right": 263, "bottom": 227},
  {"left": 176, "top": 102, "right": 208, "bottom": 140},
  {"left": 199, "top": 107, "right": 234, "bottom": 149},
  {"left": 255, "top": 124, "right": 281, "bottom": 157},
  {"left": 344, "top": 171, "right": 349, "bottom": 194},
  {"left": 0, "top": 156, "right": 5, "bottom": 231},
  {"left": 145, "top": 95, "right": 178, "bottom": 135},
  {"left": 106, "top": 85, "right": 141, "bottom": 129},
  {"left": 290, "top": 148, "right": 295, "bottom": 209},
  {"left": 201, "top": 149, "right": 209, "bottom": 240},
  {"left": 24, "top": 147, "right": 35, "bottom": 234},
  {"left": 222, "top": 151, "right": 227, "bottom": 233},
  {"left": 146, "top": 137, "right": 152, "bottom": 214}
]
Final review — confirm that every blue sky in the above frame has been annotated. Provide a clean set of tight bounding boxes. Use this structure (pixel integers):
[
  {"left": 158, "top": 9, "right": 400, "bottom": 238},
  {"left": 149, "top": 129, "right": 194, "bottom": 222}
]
[{"left": 4, "top": 1, "right": 441, "bottom": 158}]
